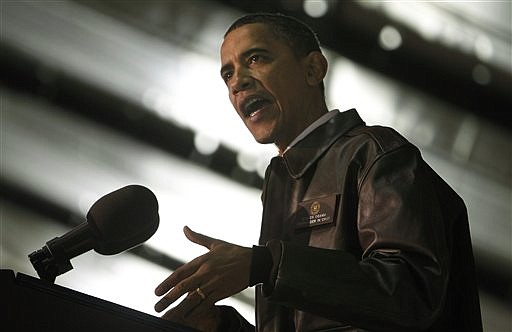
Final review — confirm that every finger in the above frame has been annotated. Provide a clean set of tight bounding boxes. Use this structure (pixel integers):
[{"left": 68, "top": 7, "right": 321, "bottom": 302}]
[
  {"left": 154, "top": 256, "right": 204, "bottom": 296},
  {"left": 160, "top": 290, "right": 205, "bottom": 321},
  {"left": 155, "top": 275, "right": 198, "bottom": 312},
  {"left": 155, "top": 228, "right": 216, "bottom": 296},
  {"left": 155, "top": 292, "right": 180, "bottom": 313},
  {"left": 183, "top": 226, "right": 224, "bottom": 250},
  {"left": 155, "top": 271, "right": 214, "bottom": 313},
  {"left": 161, "top": 300, "right": 197, "bottom": 322},
  {"left": 192, "top": 279, "right": 224, "bottom": 305}
]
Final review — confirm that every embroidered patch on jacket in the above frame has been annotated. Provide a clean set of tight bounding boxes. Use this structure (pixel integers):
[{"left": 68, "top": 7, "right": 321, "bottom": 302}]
[{"left": 295, "top": 195, "right": 338, "bottom": 230}]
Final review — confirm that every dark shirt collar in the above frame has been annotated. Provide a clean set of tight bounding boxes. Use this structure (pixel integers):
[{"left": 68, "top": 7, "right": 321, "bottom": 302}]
[{"left": 281, "top": 108, "right": 364, "bottom": 178}]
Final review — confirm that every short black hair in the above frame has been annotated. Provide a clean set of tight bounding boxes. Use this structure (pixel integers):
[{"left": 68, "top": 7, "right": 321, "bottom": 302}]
[{"left": 225, "top": 13, "right": 322, "bottom": 58}]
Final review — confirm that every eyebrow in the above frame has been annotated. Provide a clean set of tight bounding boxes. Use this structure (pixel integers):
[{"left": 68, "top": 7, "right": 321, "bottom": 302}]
[{"left": 220, "top": 47, "right": 271, "bottom": 76}]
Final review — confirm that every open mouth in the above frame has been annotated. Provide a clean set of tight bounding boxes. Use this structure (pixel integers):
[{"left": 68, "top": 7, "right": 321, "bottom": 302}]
[{"left": 241, "top": 96, "right": 272, "bottom": 118}]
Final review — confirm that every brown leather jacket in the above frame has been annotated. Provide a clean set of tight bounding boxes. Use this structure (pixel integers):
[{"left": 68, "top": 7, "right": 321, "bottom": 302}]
[{"left": 223, "top": 109, "right": 482, "bottom": 332}]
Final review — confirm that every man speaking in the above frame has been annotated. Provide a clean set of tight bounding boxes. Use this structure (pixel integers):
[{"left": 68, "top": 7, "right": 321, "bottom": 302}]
[{"left": 154, "top": 13, "right": 482, "bottom": 332}]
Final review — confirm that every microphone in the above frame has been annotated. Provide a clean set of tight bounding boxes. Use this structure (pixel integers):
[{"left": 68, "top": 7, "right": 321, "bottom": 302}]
[{"left": 28, "top": 185, "right": 159, "bottom": 282}]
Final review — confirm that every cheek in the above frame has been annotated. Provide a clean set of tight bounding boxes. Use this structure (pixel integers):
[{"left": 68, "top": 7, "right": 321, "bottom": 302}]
[
  {"left": 271, "top": 77, "right": 299, "bottom": 105},
  {"left": 267, "top": 66, "right": 305, "bottom": 93},
  {"left": 258, "top": 72, "right": 287, "bottom": 101}
]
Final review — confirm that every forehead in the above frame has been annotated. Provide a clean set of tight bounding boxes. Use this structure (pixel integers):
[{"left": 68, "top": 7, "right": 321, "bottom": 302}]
[{"left": 220, "top": 23, "right": 289, "bottom": 59}]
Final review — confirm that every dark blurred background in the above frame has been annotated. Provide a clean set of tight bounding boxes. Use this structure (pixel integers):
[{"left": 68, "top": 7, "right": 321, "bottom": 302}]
[{"left": 1, "top": 1, "right": 510, "bottom": 330}]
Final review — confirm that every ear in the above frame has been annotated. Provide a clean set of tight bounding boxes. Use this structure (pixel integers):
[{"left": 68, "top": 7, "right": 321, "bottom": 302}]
[{"left": 304, "top": 51, "right": 328, "bottom": 87}]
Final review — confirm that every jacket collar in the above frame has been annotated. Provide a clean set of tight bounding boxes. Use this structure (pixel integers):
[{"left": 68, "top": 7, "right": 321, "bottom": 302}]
[{"left": 282, "top": 108, "right": 364, "bottom": 178}]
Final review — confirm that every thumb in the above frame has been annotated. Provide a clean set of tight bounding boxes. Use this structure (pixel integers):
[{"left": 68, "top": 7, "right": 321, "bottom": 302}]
[{"left": 183, "top": 226, "right": 223, "bottom": 250}]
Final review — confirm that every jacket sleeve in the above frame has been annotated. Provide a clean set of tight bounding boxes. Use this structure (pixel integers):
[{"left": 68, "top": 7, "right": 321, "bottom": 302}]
[{"left": 262, "top": 145, "right": 452, "bottom": 331}]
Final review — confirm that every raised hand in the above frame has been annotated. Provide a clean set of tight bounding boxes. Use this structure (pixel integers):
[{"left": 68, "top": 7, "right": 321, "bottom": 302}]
[{"left": 154, "top": 226, "right": 252, "bottom": 330}]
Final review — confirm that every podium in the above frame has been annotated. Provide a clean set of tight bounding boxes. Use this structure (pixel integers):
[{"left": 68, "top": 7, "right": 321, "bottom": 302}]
[{"left": 2, "top": 269, "right": 196, "bottom": 331}]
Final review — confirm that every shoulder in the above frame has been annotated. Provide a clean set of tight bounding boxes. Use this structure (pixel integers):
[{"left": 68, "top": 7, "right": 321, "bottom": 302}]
[{"left": 344, "top": 124, "right": 412, "bottom": 155}]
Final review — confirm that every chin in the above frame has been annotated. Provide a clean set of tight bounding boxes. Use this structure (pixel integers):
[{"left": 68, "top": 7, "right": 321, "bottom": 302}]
[
  {"left": 251, "top": 132, "right": 276, "bottom": 145},
  {"left": 245, "top": 125, "right": 273, "bottom": 144},
  {"left": 252, "top": 136, "right": 273, "bottom": 145}
]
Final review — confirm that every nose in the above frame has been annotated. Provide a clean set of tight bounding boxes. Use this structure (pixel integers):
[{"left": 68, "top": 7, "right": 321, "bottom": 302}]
[{"left": 230, "top": 68, "right": 254, "bottom": 95}]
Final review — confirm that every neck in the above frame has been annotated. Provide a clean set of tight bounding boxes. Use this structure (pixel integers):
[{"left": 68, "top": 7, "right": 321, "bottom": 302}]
[{"left": 275, "top": 100, "right": 329, "bottom": 155}]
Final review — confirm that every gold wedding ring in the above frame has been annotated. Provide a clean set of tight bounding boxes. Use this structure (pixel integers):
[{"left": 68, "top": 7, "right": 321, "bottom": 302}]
[{"left": 196, "top": 287, "right": 206, "bottom": 300}]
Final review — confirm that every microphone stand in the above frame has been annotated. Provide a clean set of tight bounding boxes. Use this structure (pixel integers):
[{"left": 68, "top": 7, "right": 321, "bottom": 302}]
[{"left": 28, "top": 223, "right": 95, "bottom": 282}]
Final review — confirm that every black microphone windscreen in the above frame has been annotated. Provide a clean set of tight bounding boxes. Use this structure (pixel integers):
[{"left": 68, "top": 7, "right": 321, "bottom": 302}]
[{"left": 86, "top": 185, "right": 159, "bottom": 255}]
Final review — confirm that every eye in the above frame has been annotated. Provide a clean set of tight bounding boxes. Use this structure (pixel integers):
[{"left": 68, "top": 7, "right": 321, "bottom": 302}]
[
  {"left": 248, "top": 54, "right": 261, "bottom": 64},
  {"left": 222, "top": 71, "right": 233, "bottom": 83}
]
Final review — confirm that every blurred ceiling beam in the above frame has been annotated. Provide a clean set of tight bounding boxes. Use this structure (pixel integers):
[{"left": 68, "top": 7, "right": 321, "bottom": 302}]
[
  {"left": 213, "top": 0, "right": 511, "bottom": 130},
  {"left": 0, "top": 43, "right": 263, "bottom": 189}
]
